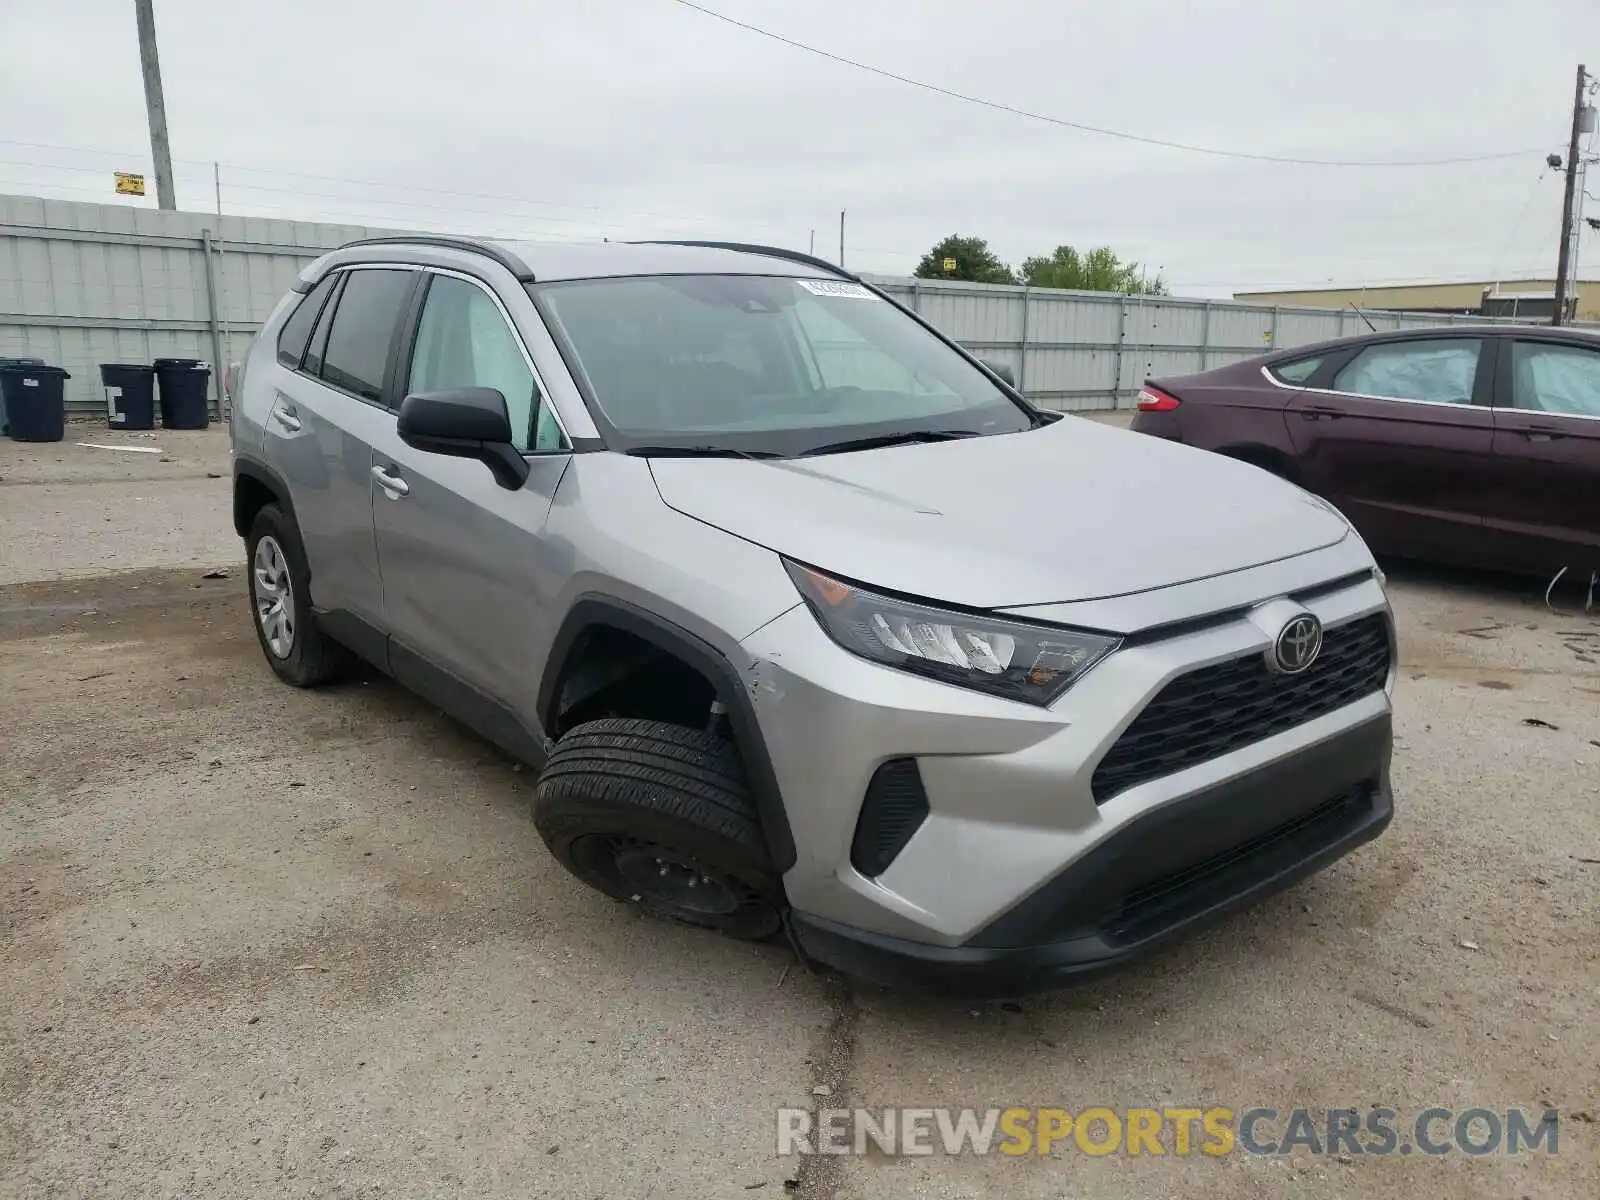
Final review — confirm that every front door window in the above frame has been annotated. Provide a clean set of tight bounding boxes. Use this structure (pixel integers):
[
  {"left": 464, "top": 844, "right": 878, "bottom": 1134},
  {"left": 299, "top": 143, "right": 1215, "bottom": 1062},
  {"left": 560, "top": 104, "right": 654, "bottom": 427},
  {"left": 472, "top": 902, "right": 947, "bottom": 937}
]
[{"left": 409, "top": 275, "right": 565, "bottom": 452}]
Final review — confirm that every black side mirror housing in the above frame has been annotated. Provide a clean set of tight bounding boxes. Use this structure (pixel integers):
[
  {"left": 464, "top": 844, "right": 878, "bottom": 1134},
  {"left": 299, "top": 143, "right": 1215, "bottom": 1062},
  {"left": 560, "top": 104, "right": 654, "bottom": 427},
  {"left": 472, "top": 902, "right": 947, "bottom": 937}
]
[
  {"left": 979, "top": 358, "right": 1016, "bottom": 389},
  {"left": 397, "top": 387, "right": 530, "bottom": 490}
]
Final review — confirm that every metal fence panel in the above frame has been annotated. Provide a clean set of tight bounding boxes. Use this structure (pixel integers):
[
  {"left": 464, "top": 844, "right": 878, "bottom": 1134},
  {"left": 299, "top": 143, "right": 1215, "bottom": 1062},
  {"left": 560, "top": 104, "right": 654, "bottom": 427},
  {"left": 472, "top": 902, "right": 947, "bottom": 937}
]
[
  {"left": 1, "top": 194, "right": 383, "bottom": 413},
  {"left": 2, "top": 193, "right": 1585, "bottom": 419},
  {"left": 1027, "top": 291, "right": 1123, "bottom": 345}
]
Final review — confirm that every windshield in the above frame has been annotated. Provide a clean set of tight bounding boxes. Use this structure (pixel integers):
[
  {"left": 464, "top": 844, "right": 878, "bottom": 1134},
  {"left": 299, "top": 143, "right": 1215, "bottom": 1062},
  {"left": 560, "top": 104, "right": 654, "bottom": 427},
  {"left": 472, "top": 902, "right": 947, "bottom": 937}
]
[{"left": 529, "top": 274, "right": 1036, "bottom": 454}]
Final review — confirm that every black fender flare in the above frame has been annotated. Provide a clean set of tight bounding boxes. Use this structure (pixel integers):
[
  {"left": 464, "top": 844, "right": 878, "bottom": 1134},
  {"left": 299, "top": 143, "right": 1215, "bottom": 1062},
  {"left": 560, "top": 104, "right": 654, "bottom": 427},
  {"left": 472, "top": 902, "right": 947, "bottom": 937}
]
[
  {"left": 232, "top": 455, "right": 297, "bottom": 537},
  {"left": 537, "top": 596, "right": 797, "bottom": 873}
]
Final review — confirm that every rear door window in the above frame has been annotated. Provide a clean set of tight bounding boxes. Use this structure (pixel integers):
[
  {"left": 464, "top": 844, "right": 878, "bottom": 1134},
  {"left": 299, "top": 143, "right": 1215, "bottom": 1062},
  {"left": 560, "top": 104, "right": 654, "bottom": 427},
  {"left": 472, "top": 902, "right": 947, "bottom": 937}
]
[
  {"left": 1331, "top": 339, "right": 1482, "bottom": 405},
  {"left": 1508, "top": 341, "right": 1600, "bottom": 417},
  {"left": 277, "top": 275, "right": 337, "bottom": 369},
  {"left": 318, "top": 269, "right": 417, "bottom": 402}
]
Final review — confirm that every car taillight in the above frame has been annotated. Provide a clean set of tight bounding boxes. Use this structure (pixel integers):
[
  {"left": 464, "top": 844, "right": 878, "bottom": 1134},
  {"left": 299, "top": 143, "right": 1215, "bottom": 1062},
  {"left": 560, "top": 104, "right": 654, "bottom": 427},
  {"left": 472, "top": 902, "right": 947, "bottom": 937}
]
[{"left": 1137, "top": 385, "right": 1181, "bottom": 413}]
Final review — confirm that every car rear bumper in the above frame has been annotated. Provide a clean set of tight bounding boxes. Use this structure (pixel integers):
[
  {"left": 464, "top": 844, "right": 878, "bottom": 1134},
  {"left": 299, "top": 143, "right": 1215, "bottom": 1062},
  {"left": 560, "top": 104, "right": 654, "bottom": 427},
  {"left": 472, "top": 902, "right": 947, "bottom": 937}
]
[{"left": 790, "top": 712, "right": 1393, "bottom": 997}]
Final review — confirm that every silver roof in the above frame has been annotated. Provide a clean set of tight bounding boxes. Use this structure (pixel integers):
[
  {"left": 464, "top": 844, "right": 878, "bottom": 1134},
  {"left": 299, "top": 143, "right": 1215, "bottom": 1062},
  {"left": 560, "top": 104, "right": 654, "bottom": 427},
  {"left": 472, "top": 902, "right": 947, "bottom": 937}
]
[
  {"left": 308, "top": 236, "right": 843, "bottom": 285},
  {"left": 495, "top": 240, "right": 839, "bottom": 282}
]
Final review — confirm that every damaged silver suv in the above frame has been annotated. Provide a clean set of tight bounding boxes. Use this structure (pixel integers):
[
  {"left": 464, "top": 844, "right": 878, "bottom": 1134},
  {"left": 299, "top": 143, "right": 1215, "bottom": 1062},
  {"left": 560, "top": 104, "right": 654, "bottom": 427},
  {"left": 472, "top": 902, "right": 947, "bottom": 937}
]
[{"left": 231, "top": 236, "right": 1396, "bottom": 995}]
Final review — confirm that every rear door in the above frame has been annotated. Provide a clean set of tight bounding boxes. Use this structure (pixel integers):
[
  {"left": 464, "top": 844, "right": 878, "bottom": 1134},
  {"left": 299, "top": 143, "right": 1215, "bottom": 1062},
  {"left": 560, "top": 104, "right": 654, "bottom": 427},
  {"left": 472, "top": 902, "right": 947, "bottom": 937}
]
[
  {"left": 264, "top": 267, "right": 420, "bottom": 628},
  {"left": 1484, "top": 336, "right": 1600, "bottom": 574},
  {"left": 1283, "top": 335, "right": 1494, "bottom": 562}
]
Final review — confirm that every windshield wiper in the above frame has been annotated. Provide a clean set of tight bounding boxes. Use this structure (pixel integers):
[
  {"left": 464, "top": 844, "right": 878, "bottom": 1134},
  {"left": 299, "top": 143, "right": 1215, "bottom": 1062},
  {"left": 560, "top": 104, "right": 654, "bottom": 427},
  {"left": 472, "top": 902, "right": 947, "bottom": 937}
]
[
  {"left": 799, "top": 429, "right": 980, "bottom": 457},
  {"left": 624, "top": 444, "right": 782, "bottom": 461}
]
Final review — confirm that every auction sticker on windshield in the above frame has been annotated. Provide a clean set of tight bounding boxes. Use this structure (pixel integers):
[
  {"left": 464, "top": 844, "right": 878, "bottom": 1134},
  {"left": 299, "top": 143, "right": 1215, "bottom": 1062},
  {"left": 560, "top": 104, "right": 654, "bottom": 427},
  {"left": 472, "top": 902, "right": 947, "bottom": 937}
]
[{"left": 798, "top": 279, "right": 872, "bottom": 299}]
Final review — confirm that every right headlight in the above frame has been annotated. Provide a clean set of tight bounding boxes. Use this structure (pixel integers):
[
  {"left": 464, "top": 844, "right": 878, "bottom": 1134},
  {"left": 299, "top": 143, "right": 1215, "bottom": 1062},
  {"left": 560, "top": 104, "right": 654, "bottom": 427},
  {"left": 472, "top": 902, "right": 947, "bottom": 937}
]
[{"left": 785, "top": 561, "right": 1120, "bottom": 706}]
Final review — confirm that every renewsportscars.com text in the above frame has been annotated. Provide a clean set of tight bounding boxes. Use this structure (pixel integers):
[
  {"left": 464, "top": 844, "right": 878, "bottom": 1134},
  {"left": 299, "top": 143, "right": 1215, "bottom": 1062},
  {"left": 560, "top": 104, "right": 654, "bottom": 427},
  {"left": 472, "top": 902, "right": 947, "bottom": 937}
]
[{"left": 776, "top": 1106, "right": 1560, "bottom": 1158}]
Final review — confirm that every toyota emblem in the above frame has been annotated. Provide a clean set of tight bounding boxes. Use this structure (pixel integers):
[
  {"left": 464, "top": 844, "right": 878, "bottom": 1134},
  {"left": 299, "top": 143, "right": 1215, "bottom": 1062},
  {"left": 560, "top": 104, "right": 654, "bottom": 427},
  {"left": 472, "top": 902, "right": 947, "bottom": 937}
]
[{"left": 1271, "top": 614, "right": 1323, "bottom": 674}]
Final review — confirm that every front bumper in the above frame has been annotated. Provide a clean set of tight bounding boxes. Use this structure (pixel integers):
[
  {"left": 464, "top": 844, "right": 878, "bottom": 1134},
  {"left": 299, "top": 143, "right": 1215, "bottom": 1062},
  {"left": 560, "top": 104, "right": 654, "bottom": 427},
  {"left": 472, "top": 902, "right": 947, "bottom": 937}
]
[
  {"left": 742, "top": 554, "right": 1392, "bottom": 946},
  {"left": 790, "top": 712, "right": 1392, "bottom": 997}
]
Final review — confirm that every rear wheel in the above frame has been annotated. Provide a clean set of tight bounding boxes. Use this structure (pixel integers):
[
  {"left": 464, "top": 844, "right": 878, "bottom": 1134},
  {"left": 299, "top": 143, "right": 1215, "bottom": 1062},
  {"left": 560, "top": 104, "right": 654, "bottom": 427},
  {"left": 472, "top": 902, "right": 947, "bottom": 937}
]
[
  {"left": 533, "top": 718, "right": 783, "bottom": 941},
  {"left": 245, "top": 504, "right": 351, "bottom": 687}
]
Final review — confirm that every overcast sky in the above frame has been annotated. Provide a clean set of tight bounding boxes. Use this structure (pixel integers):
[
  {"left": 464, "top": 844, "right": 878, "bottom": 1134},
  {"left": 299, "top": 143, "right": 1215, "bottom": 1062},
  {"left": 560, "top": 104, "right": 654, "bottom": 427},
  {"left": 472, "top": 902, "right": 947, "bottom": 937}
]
[{"left": 1, "top": 0, "right": 1595, "bottom": 295}]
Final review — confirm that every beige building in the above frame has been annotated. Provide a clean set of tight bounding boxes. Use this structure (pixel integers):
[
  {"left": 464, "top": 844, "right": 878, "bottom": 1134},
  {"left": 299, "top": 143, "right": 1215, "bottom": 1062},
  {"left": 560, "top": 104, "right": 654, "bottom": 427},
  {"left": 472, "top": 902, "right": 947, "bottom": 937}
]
[{"left": 1234, "top": 278, "right": 1600, "bottom": 322}]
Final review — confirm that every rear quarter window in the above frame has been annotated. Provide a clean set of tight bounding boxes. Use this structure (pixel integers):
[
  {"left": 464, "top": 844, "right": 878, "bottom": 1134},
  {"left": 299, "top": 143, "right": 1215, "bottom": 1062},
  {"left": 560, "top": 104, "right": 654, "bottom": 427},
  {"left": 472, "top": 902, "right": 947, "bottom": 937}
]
[
  {"left": 1267, "top": 354, "right": 1325, "bottom": 385},
  {"left": 276, "top": 274, "right": 337, "bottom": 369}
]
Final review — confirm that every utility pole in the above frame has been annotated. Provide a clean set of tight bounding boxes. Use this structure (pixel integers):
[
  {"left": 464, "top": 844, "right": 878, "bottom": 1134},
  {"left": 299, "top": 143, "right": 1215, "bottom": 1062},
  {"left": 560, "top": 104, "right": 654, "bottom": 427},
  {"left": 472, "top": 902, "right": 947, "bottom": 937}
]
[
  {"left": 809, "top": 229, "right": 815, "bottom": 256},
  {"left": 1552, "top": 63, "right": 1587, "bottom": 326},
  {"left": 838, "top": 209, "right": 846, "bottom": 268},
  {"left": 213, "top": 162, "right": 222, "bottom": 216},
  {"left": 134, "top": 0, "right": 176, "bottom": 210}
]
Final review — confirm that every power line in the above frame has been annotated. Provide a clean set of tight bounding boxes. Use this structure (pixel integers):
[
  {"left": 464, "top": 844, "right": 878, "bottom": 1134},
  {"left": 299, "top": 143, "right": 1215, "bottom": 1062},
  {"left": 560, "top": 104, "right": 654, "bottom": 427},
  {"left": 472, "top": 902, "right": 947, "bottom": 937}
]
[
  {"left": 0, "top": 138, "right": 805, "bottom": 232},
  {"left": 0, "top": 175, "right": 813, "bottom": 252},
  {"left": 0, "top": 157, "right": 688, "bottom": 233},
  {"left": 1486, "top": 167, "right": 1553, "bottom": 282},
  {"left": 667, "top": 0, "right": 1542, "bottom": 168}
]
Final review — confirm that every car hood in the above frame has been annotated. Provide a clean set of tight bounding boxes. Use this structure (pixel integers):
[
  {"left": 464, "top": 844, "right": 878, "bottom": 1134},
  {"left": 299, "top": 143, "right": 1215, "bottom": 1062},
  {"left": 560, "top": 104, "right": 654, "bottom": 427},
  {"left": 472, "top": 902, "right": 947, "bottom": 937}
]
[{"left": 648, "top": 417, "right": 1350, "bottom": 609}]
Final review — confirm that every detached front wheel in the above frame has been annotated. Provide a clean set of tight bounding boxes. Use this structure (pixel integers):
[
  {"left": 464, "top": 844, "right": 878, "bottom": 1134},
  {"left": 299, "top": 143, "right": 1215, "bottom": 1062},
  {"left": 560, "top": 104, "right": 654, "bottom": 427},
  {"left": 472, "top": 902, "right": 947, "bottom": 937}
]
[{"left": 533, "top": 718, "right": 783, "bottom": 941}]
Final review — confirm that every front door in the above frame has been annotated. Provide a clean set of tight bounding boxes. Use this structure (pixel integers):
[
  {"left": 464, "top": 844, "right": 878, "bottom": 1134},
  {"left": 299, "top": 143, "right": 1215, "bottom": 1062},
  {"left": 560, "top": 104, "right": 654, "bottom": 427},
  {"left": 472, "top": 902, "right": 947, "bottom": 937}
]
[
  {"left": 1484, "top": 337, "right": 1600, "bottom": 574},
  {"left": 370, "top": 271, "right": 573, "bottom": 736},
  {"left": 1284, "top": 336, "right": 1494, "bottom": 563}
]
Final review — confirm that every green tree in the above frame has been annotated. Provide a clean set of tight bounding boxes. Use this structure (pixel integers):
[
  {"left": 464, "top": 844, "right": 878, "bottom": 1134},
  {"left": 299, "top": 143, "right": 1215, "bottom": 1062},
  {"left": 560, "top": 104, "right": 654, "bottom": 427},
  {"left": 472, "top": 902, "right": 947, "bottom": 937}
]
[
  {"left": 1019, "top": 245, "right": 1166, "bottom": 294},
  {"left": 914, "top": 235, "right": 1016, "bottom": 284}
]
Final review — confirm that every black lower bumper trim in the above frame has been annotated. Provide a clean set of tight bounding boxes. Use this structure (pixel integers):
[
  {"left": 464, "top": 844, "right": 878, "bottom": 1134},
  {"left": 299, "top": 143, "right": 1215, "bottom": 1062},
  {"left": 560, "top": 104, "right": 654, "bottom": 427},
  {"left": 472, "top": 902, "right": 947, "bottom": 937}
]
[{"left": 791, "top": 713, "right": 1393, "bottom": 998}]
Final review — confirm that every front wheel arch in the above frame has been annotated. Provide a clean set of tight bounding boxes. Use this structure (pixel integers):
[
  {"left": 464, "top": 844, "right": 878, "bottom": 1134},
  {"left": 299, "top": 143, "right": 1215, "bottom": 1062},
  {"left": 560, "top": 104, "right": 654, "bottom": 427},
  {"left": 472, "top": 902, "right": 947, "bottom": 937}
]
[{"left": 536, "top": 597, "right": 797, "bottom": 874}]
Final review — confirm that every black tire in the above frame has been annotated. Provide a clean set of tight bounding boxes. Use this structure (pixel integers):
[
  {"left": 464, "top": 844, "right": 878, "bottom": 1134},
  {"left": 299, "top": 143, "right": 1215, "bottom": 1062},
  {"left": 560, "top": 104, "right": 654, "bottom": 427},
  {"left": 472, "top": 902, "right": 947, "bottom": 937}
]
[
  {"left": 533, "top": 718, "right": 783, "bottom": 941},
  {"left": 245, "top": 504, "right": 351, "bottom": 687}
]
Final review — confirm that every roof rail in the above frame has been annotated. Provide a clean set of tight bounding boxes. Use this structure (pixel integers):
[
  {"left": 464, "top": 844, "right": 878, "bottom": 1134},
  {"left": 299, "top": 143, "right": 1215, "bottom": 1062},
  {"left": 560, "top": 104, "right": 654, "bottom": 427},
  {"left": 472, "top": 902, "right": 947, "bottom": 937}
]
[
  {"left": 633, "top": 240, "right": 858, "bottom": 282},
  {"left": 335, "top": 235, "right": 536, "bottom": 281}
]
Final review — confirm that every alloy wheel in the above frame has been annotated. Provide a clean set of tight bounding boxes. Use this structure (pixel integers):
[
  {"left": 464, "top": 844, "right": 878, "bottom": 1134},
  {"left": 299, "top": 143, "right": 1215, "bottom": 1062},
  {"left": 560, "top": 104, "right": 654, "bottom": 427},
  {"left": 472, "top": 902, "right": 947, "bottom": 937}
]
[{"left": 252, "top": 535, "right": 295, "bottom": 658}]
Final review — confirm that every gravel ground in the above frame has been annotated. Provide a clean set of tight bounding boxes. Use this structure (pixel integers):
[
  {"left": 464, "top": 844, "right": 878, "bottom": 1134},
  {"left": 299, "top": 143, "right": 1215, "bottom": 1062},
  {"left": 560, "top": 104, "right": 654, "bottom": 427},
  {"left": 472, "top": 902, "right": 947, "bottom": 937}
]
[
  {"left": 1, "top": 417, "right": 1595, "bottom": 1199},
  {"left": 0, "top": 424, "right": 235, "bottom": 585}
]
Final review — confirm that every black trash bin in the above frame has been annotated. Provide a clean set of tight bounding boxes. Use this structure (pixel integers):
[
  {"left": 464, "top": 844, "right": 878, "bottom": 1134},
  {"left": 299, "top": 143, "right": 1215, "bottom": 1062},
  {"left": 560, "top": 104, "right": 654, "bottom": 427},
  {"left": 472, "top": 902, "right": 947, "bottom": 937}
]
[
  {"left": 0, "top": 361, "right": 69, "bottom": 442},
  {"left": 0, "top": 357, "right": 46, "bottom": 438},
  {"left": 99, "top": 363, "right": 158, "bottom": 430},
  {"left": 153, "top": 358, "right": 211, "bottom": 430}
]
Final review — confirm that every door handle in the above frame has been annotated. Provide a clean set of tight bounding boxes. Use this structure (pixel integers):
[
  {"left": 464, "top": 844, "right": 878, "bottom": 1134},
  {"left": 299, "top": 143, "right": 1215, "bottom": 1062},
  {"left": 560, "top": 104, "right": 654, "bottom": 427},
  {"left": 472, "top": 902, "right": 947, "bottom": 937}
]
[
  {"left": 1300, "top": 405, "right": 1345, "bottom": 421},
  {"left": 1519, "top": 426, "right": 1567, "bottom": 441},
  {"left": 269, "top": 404, "right": 301, "bottom": 433},
  {"left": 371, "top": 464, "right": 410, "bottom": 497}
]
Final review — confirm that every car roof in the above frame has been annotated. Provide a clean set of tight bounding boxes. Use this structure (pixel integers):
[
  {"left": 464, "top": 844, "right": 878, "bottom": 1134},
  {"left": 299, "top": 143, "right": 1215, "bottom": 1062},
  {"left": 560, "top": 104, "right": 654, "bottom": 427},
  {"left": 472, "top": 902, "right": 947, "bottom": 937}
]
[{"left": 303, "top": 236, "right": 847, "bottom": 285}]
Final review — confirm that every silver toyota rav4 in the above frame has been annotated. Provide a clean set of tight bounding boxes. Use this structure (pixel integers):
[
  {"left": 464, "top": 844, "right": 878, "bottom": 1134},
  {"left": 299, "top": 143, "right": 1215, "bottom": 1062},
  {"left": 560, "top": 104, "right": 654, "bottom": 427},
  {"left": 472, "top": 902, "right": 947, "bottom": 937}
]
[{"left": 231, "top": 236, "right": 1395, "bottom": 996}]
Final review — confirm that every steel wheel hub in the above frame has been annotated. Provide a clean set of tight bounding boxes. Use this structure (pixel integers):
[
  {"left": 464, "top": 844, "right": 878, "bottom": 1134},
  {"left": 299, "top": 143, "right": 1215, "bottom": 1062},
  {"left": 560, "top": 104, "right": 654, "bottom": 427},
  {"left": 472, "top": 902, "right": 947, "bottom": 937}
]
[
  {"left": 610, "top": 839, "right": 742, "bottom": 916},
  {"left": 253, "top": 535, "right": 295, "bottom": 659}
]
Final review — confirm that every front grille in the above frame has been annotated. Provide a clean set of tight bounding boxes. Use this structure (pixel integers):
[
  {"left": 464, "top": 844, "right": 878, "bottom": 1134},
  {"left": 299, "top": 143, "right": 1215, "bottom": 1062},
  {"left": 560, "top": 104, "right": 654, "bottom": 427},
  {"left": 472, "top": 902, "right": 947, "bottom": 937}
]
[
  {"left": 1091, "top": 612, "right": 1391, "bottom": 803},
  {"left": 1098, "top": 784, "right": 1374, "bottom": 943}
]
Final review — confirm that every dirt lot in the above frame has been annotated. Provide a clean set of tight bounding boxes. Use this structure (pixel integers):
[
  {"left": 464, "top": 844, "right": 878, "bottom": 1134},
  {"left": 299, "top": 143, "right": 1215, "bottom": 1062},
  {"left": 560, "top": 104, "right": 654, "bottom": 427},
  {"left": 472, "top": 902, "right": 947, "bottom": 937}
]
[{"left": 1, "top": 417, "right": 1596, "bottom": 1199}]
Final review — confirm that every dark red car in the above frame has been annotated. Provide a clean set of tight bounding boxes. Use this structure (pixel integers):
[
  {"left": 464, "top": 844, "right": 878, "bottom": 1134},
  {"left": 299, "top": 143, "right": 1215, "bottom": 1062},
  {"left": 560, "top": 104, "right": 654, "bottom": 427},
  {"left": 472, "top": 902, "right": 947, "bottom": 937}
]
[{"left": 1130, "top": 326, "right": 1600, "bottom": 577}]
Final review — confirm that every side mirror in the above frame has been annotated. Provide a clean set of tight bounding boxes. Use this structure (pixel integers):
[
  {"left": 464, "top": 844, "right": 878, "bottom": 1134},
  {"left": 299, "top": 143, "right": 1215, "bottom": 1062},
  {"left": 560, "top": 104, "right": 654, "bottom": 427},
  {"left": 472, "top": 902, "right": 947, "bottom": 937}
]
[
  {"left": 397, "top": 387, "right": 530, "bottom": 490},
  {"left": 979, "top": 358, "right": 1016, "bottom": 389}
]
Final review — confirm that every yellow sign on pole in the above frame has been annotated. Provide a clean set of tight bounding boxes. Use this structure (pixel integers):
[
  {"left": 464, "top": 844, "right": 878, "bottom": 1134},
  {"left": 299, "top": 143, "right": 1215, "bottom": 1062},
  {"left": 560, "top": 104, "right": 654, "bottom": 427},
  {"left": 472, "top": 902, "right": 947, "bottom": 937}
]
[
  {"left": 942, "top": 256, "right": 957, "bottom": 274},
  {"left": 114, "top": 172, "right": 146, "bottom": 197}
]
